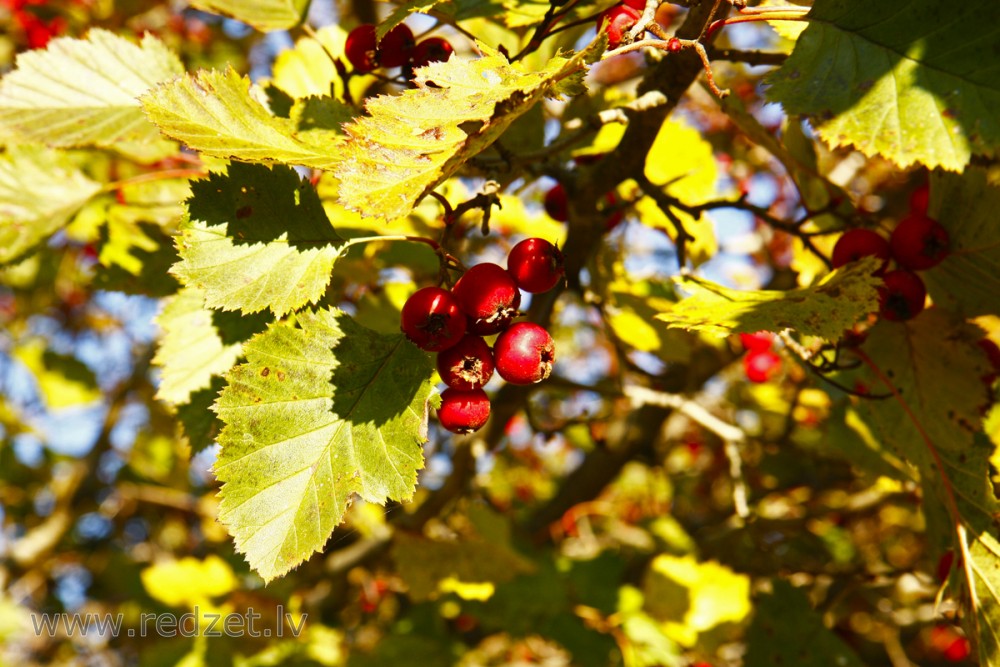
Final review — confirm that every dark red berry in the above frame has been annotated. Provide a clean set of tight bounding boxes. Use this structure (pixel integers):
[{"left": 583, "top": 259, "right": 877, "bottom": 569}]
[
  {"left": 890, "top": 214, "right": 950, "bottom": 271},
  {"left": 379, "top": 24, "right": 416, "bottom": 68},
  {"left": 602, "top": 191, "right": 625, "bottom": 230},
  {"left": 743, "top": 349, "right": 781, "bottom": 383},
  {"left": 666, "top": 37, "right": 682, "bottom": 53},
  {"left": 831, "top": 229, "right": 890, "bottom": 272},
  {"left": 436, "top": 334, "right": 494, "bottom": 390},
  {"left": 452, "top": 263, "right": 522, "bottom": 336},
  {"left": 507, "top": 238, "right": 565, "bottom": 293},
  {"left": 598, "top": 4, "right": 642, "bottom": 49},
  {"left": 622, "top": 0, "right": 647, "bottom": 10},
  {"left": 936, "top": 550, "right": 955, "bottom": 582},
  {"left": 438, "top": 388, "right": 491, "bottom": 434},
  {"left": 411, "top": 37, "right": 454, "bottom": 68},
  {"left": 879, "top": 270, "right": 926, "bottom": 321},
  {"left": 909, "top": 183, "right": 930, "bottom": 216},
  {"left": 494, "top": 322, "right": 555, "bottom": 385},
  {"left": 979, "top": 338, "right": 1000, "bottom": 372},
  {"left": 401, "top": 286, "right": 467, "bottom": 351},
  {"left": 345, "top": 24, "right": 379, "bottom": 73},
  {"left": 740, "top": 331, "right": 774, "bottom": 352},
  {"left": 544, "top": 184, "right": 568, "bottom": 222}
]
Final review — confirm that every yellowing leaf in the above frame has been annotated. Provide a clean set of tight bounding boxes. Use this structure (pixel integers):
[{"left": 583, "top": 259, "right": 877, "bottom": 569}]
[
  {"left": 141, "top": 555, "right": 237, "bottom": 608},
  {"left": 0, "top": 30, "right": 183, "bottom": 148},
  {"left": 270, "top": 25, "right": 376, "bottom": 104}
]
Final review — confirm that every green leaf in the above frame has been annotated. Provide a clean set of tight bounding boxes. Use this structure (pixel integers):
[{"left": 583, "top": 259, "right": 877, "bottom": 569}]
[
  {"left": 152, "top": 286, "right": 244, "bottom": 406},
  {"left": 140, "top": 68, "right": 343, "bottom": 169},
  {"left": 334, "top": 44, "right": 592, "bottom": 221},
  {"left": 176, "top": 379, "right": 224, "bottom": 454},
  {"left": 188, "top": 0, "right": 310, "bottom": 31},
  {"left": 656, "top": 258, "right": 882, "bottom": 340},
  {"left": 172, "top": 163, "right": 343, "bottom": 316},
  {"left": 766, "top": 0, "right": 1000, "bottom": 171},
  {"left": 0, "top": 146, "right": 102, "bottom": 264},
  {"left": 13, "top": 341, "right": 100, "bottom": 409},
  {"left": 0, "top": 30, "right": 183, "bottom": 148},
  {"left": 745, "top": 580, "right": 865, "bottom": 667},
  {"left": 213, "top": 309, "right": 435, "bottom": 581}
]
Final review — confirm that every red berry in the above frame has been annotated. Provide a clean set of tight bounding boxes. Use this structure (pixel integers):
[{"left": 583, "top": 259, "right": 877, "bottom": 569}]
[
  {"left": 345, "top": 24, "right": 379, "bottom": 72},
  {"left": 739, "top": 331, "right": 774, "bottom": 352},
  {"left": 436, "top": 334, "right": 495, "bottom": 390},
  {"left": 831, "top": 229, "right": 890, "bottom": 271},
  {"left": 622, "top": 0, "right": 647, "bottom": 10},
  {"left": 602, "top": 191, "right": 625, "bottom": 230},
  {"left": 879, "top": 270, "right": 926, "bottom": 322},
  {"left": 944, "top": 637, "right": 970, "bottom": 662},
  {"left": 890, "top": 214, "right": 950, "bottom": 271},
  {"left": 400, "top": 286, "right": 467, "bottom": 351},
  {"left": 379, "top": 24, "right": 416, "bottom": 68},
  {"left": 979, "top": 339, "right": 1000, "bottom": 372},
  {"left": 909, "top": 183, "right": 930, "bottom": 216},
  {"left": 666, "top": 37, "right": 682, "bottom": 53},
  {"left": 936, "top": 549, "right": 955, "bottom": 582},
  {"left": 438, "top": 388, "right": 491, "bottom": 434},
  {"left": 507, "top": 238, "right": 565, "bottom": 293},
  {"left": 494, "top": 322, "right": 555, "bottom": 385},
  {"left": 452, "top": 263, "right": 522, "bottom": 336},
  {"left": 743, "top": 349, "right": 781, "bottom": 383},
  {"left": 411, "top": 37, "right": 454, "bottom": 68},
  {"left": 598, "top": 4, "right": 642, "bottom": 49},
  {"left": 544, "top": 184, "right": 568, "bottom": 222}
]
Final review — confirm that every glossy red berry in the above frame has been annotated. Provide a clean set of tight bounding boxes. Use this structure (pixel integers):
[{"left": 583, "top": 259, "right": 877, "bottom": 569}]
[
  {"left": 379, "top": 24, "right": 416, "bottom": 68},
  {"left": 598, "top": 4, "right": 642, "bottom": 49},
  {"left": 909, "top": 183, "right": 930, "bottom": 216},
  {"left": 890, "top": 214, "right": 950, "bottom": 271},
  {"left": 345, "top": 24, "right": 379, "bottom": 73},
  {"left": 507, "top": 238, "right": 565, "bottom": 293},
  {"left": 879, "top": 269, "right": 926, "bottom": 321},
  {"left": 494, "top": 322, "right": 555, "bottom": 385},
  {"left": 743, "top": 349, "right": 781, "bottom": 383},
  {"left": 666, "top": 37, "right": 682, "bottom": 53},
  {"left": 831, "top": 229, "right": 890, "bottom": 271},
  {"left": 739, "top": 331, "right": 774, "bottom": 352},
  {"left": 411, "top": 37, "right": 454, "bottom": 68},
  {"left": 622, "top": 0, "right": 647, "bottom": 9},
  {"left": 452, "top": 263, "right": 522, "bottom": 336},
  {"left": 544, "top": 184, "right": 568, "bottom": 222},
  {"left": 438, "top": 388, "right": 491, "bottom": 434},
  {"left": 436, "top": 334, "right": 494, "bottom": 390},
  {"left": 401, "top": 286, "right": 467, "bottom": 351}
]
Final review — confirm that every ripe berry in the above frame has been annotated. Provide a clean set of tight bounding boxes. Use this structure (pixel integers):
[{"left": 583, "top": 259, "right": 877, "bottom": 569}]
[
  {"left": 507, "top": 238, "right": 565, "bottom": 293},
  {"left": 436, "top": 334, "right": 494, "bottom": 390},
  {"left": 379, "top": 24, "right": 416, "bottom": 68},
  {"left": 411, "top": 37, "right": 454, "bottom": 68},
  {"left": 739, "top": 331, "right": 774, "bottom": 352},
  {"left": 666, "top": 37, "right": 682, "bottom": 53},
  {"left": 890, "top": 214, "right": 950, "bottom": 271},
  {"left": 622, "top": 0, "right": 647, "bottom": 9},
  {"left": 831, "top": 229, "right": 890, "bottom": 271},
  {"left": 438, "top": 388, "right": 491, "bottom": 434},
  {"left": 452, "top": 263, "right": 522, "bottom": 336},
  {"left": 401, "top": 286, "right": 467, "bottom": 351},
  {"left": 494, "top": 322, "right": 555, "bottom": 385},
  {"left": 598, "top": 4, "right": 642, "bottom": 49},
  {"left": 345, "top": 24, "right": 379, "bottom": 73},
  {"left": 544, "top": 184, "right": 568, "bottom": 222},
  {"left": 879, "top": 269, "right": 926, "bottom": 321},
  {"left": 743, "top": 349, "right": 781, "bottom": 383},
  {"left": 909, "top": 183, "right": 930, "bottom": 216}
]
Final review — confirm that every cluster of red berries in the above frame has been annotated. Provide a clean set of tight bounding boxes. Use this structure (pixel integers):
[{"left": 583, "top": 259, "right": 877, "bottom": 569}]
[
  {"left": 597, "top": 0, "right": 678, "bottom": 50},
  {"left": 344, "top": 23, "right": 454, "bottom": 74},
  {"left": 831, "top": 184, "right": 949, "bottom": 322},
  {"left": 6, "top": 0, "right": 69, "bottom": 49},
  {"left": 740, "top": 331, "right": 781, "bottom": 383},
  {"left": 400, "top": 239, "right": 565, "bottom": 434},
  {"left": 543, "top": 155, "right": 625, "bottom": 229}
]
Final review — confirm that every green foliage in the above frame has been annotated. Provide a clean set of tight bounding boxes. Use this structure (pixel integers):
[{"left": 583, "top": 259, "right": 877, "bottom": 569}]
[{"left": 188, "top": 0, "right": 311, "bottom": 31}]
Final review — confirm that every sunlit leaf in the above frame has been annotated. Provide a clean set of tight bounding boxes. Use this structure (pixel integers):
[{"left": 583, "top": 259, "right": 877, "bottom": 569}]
[
  {"left": 766, "top": 0, "right": 1000, "bottom": 171},
  {"left": 141, "top": 555, "right": 237, "bottom": 607},
  {"left": 189, "top": 0, "right": 310, "bottom": 31},
  {"left": 0, "top": 30, "right": 183, "bottom": 148},
  {"left": 12, "top": 341, "right": 100, "bottom": 409},
  {"left": 213, "top": 309, "right": 435, "bottom": 581}
]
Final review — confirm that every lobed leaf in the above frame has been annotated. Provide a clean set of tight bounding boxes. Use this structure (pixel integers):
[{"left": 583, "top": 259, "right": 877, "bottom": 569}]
[
  {"left": 766, "top": 0, "right": 1000, "bottom": 171},
  {"left": 189, "top": 0, "right": 310, "bottom": 32},
  {"left": 0, "top": 30, "right": 183, "bottom": 149},
  {"left": 213, "top": 309, "right": 435, "bottom": 581}
]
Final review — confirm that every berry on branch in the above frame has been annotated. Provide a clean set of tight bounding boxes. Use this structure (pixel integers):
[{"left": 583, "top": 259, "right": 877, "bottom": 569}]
[
  {"left": 494, "top": 322, "right": 555, "bottom": 385},
  {"left": 401, "top": 286, "right": 467, "bottom": 351},
  {"left": 452, "top": 263, "right": 522, "bottom": 336}
]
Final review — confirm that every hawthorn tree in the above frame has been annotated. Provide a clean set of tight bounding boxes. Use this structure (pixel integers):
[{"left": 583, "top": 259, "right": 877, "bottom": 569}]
[{"left": 0, "top": 0, "right": 998, "bottom": 665}]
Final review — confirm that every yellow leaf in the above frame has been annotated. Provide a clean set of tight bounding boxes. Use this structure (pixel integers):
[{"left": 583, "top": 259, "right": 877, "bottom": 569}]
[{"left": 141, "top": 555, "right": 237, "bottom": 608}]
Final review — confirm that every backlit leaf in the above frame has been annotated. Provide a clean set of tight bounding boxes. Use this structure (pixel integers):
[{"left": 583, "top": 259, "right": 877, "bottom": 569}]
[
  {"left": 12, "top": 341, "right": 100, "bottom": 409},
  {"left": 189, "top": 0, "right": 310, "bottom": 31},
  {"left": 213, "top": 309, "right": 435, "bottom": 581},
  {"left": 141, "top": 555, "right": 237, "bottom": 607},
  {"left": 766, "top": 0, "right": 1000, "bottom": 171}
]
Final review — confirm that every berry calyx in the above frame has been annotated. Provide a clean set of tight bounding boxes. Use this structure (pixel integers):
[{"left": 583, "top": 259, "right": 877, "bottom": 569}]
[
  {"left": 743, "top": 349, "right": 781, "bottom": 383},
  {"left": 452, "top": 263, "right": 522, "bottom": 336},
  {"left": 400, "top": 286, "right": 467, "bottom": 351},
  {"left": 890, "top": 214, "right": 950, "bottom": 271},
  {"left": 740, "top": 331, "right": 774, "bottom": 352},
  {"left": 598, "top": 4, "right": 642, "bottom": 49},
  {"left": 345, "top": 24, "right": 379, "bottom": 73},
  {"left": 494, "top": 322, "right": 555, "bottom": 385},
  {"left": 507, "top": 238, "right": 565, "bottom": 293},
  {"left": 379, "top": 24, "right": 416, "bottom": 68},
  {"left": 544, "top": 184, "right": 568, "bottom": 222},
  {"left": 411, "top": 37, "right": 454, "bottom": 68},
  {"left": 879, "top": 269, "right": 927, "bottom": 322},
  {"left": 436, "top": 334, "right": 495, "bottom": 390},
  {"left": 831, "top": 228, "right": 890, "bottom": 271},
  {"left": 438, "top": 388, "right": 491, "bottom": 434}
]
